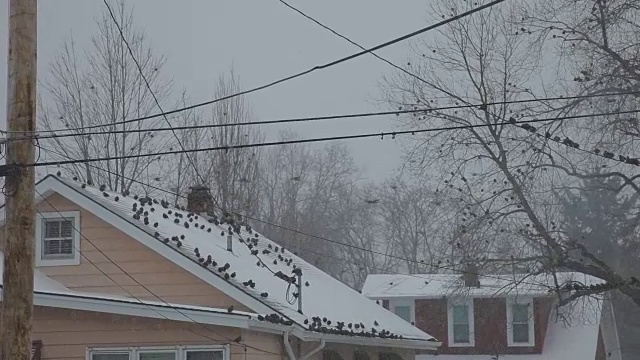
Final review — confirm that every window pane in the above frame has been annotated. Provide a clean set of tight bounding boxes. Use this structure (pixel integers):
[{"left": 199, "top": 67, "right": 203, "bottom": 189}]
[
  {"left": 453, "top": 324, "right": 470, "bottom": 343},
  {"left": 186, "top": 351, "right": 223, "bottom": 360},
  {"left": 92, "top": 353, "right": 129, "bottom": 360},
  {"left": 512, "top": 304, "right": 529, "bottom": 323},
  {"left": 394, "top": 305, "right": 411, "bottom": 322},
  {"left": 44, "top": 239, "right": 61, "bottom": 255},
  {"left": 60, "top": 238, "right": 74, "bottom": 255},
  {"left": 452, "top": 305, "right": 469, "bottom": 324},
  {"left": 44, "top": 221, "right": 61, "bottom": 238},
  {"left": 139, "top": 352, "right": 176, "bottom": 360},
  {"left": 513, "top": 323, "right": 530, "bottom": 343},
  {"left": 60, "top": 220, "right": 74, "bottom": 237}
]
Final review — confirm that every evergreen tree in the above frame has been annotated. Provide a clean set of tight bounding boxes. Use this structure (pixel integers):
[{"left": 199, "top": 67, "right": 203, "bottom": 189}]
[{"left": 557, "top": 172, "right": 640, "bottom": 276}]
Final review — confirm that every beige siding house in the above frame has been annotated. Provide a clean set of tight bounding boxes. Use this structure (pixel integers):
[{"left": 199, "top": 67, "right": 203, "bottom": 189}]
[{"left": 0, "top": 175, "right": 440, "bottom": 360}]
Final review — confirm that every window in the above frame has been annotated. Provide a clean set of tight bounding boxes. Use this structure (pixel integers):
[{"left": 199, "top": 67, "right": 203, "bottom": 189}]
[
  {"left": 447, "top": 298, "right": 475, "bottom": 347},
  {"left": 36, "top": 211, "right": 80, "bottom": 266},
  {"left": 388, "top": 299, "right": 415, "bottom": 323},
  {"left": 90, "top": 352, "right": 130, "bottom": 360},
  {"left": 88, "top": 346, "right": 225, "bottom": 360},
  {"left": 185, "top": 351, "right": 223, "bottom": 360},
  {"left": 507, "top": 298, "right": 535, "bottom": 346}
]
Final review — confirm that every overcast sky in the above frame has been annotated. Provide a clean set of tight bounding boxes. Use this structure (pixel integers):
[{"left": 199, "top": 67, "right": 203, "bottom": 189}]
[{"left": 1, "top": 0, "right": 437, "bottom": 180}]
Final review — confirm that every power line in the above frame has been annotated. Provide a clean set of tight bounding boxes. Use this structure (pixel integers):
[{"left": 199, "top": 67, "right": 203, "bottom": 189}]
[
  {"left": 34, "top": 189, "right": 281, "bottom": 356},
  {"left": 37, "top": 147, "right": 581, "bottom": 295},
  {"left": 27, "top": 109, "right": 640, "bottom": 168},
  {"left": 6, "top": 89, "right": 639, "bottom": 140},
  {"left": 276, "top": 0, "right": 442, "bottom": 96},
  {"left": 36, "top": 145, "right": 560, "bottom": 276},
  {"left": 17, "top": 0, "right": 508, "bottom": 135},
  {"left": 101, "top": 0, "right": 218, "bottom": 211}
]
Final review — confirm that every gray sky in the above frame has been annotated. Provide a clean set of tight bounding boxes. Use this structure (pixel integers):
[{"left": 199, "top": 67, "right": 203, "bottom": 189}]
[{"left": 1, "top": 0, "right": 433, "bottom": 180}]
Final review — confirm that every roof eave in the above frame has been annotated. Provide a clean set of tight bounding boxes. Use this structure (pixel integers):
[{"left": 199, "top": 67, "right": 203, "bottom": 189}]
[
  {"left": 248, "top": 320, "right": 440, "bottom": 351},
  {"left": 0, "top": 288, "right": 253, "bottom": 329}
]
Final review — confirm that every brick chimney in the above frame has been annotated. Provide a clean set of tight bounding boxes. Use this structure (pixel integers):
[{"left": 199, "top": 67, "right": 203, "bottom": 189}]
[
  {"left": 187, "top": 185, "right": 213, "bottom": 215},
  {"left": 463, "top": 262, "right": 480, "bottom": 287}
]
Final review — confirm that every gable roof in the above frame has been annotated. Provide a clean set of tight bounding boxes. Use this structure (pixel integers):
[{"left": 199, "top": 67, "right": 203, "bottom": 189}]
[
  {"left": 362, "top": 272, "right": 603, "bottom": 299},
  {"left": 17, "top": 175, "right": 437, "bottom": 349}
]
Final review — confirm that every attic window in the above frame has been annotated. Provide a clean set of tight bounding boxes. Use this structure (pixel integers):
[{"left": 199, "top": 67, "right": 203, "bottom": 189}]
[
  {"left": 507, "top": 297, "right": 535, "bottom": 347},
  {"left": 35, "top": 211, "right": 80, "bottom": 267},
  {"left": 388, "top": 299, "right": 415, "bottom": 323},
  {"left": 447, "top": 298, "right": 475, "bottom": 347}
]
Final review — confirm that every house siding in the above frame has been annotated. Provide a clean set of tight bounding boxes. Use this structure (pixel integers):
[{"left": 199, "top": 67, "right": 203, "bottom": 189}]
[
  {"left": 413, "top": 297, "right": 553, "bottom": 355},
  {"left": 0, "top": 193, "right": 249, "bottom": 312},
  {"left": 21, "top": 306, "right": 283, "bottom": 360}
]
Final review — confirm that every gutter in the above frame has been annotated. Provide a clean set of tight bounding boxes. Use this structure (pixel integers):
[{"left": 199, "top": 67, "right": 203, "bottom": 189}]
[
  {"left": 249, "top": 320, "right": 440, "bottom": 352},
  {"left": 0, "top": 288, "right": 252, "bottom": 329}
]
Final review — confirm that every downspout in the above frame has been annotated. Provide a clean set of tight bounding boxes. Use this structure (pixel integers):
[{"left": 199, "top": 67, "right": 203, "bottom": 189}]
[
  {"left": 283, "top": 331, "right": 326, "bottom": 360},
  {"left": 284, "top": 331, "right": 297, "bottom": 360},
  {"left": 300, "top": 339, "right": 325, "bottom": 360}
]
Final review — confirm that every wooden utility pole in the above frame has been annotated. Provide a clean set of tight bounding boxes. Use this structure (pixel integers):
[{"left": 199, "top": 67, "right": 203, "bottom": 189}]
[{"left": 2, "top": 1, "right": 37, "bottom": 360}]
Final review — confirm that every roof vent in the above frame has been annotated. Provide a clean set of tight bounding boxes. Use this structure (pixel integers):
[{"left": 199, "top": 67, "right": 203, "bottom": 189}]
[{"left": 227, "top": 234, "right": 233, "bottom": 252}]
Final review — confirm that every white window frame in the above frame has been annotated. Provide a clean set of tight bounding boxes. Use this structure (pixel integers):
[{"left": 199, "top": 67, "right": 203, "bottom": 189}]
[
  {"left": 388, "top": 298, "right": 415, "bottom": 324},
  {"left": 506, "top": 297, "right": 535, "bottom": 347},
  {"left": 35, "top": 211, "right": 81, "bottom": 267},
  {"left": 87, "top": 345, "right": 229, "bottom": 360},
  {"left": 447, "top": 298, "right": 475, "bottom": 347}
]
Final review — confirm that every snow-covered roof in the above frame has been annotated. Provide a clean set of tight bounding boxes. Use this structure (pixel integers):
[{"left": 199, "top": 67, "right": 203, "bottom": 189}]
[
  {"left": 417, "top": 296, "right": 602, "bottom": 360},
  {"left": 362, "top": 272, "right": 603, "bottom": 299},
  {"left": 25, "top": 175, "right": 436, "bottom": 347}
]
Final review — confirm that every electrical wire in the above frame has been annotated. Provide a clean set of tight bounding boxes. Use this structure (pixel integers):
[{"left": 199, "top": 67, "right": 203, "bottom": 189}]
[
  {"left": 38, "top": 144, "right": 556, "bottom": 280},
  {"left": 4, "top": 89, "right": 639, "bottom": 139},
  {"left": 26, "top": 108, "right": 640, "bottom": 168},
  {"left": 101, "top": 0, "right": 220, "bottom": 212},
  {"left": 7, "top": 0, "right": 508, "bottom": 135},
  {"left": 34, "top": 190, "right": 281, "bottom": 356}
]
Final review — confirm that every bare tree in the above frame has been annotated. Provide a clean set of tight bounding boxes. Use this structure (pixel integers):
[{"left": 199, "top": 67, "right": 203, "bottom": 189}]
[
  {"left": 375, "top": 178, "right": 452, "bottom": 274},
  {"left": 164, "top": 70, "right": 262, "bottom": 216},
  {"left": 39, "top": 1, "right": 171, "bottom": 193},
  {"left": 383, "top": 0, "right": 640, "bottom": 306},
  {"left": 331, "top": 183, "right": 398, "bottom": 288},
  {"left": 256, "top": 132, "right": 362, "bottom": 277}
]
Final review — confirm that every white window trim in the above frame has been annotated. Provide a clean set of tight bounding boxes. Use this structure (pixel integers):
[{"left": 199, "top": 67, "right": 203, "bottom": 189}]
[
  {"left": 506, "top": 297, "right": 535, "bottom": 347},
  {"left": 87, "top": 345, "right": 229, "bottom": 360},
  {"left": 388, "top": 298, "right": 415, "bottom": 324},
  {"left": 447, "top": 298, "right": 475, "bottom": 347},
  {"left": 35, "top": 211, "right": 81, "bottom": 267}
]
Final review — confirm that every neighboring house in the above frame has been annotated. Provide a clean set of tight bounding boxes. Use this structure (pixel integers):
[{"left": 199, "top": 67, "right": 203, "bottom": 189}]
[
  {"left": 0, "top": 175, "right": 440, "bottom": 360},
  {"left": 362, "top": 271, "right": 618, "bottom": 360}
]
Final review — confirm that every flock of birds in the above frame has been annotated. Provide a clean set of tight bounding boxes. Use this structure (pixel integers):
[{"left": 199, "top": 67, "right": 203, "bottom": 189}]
[{"left": 55, "top": 173, "right": 413, "bottom": 341}]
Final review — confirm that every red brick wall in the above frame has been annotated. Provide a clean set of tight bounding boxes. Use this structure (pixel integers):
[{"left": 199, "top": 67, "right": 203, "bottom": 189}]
[{"left": 414, "top": 297, "right": 553, "bottom": 355}]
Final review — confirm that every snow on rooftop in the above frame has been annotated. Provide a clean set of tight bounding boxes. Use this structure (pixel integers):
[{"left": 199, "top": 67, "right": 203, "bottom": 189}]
[
  {"left": 362, "top": 272, "right": 603, "bottom": 299},
  {"left": 0, "top": 255, "right": 69, "bottom": 293},
  {"left": 417, "top": 296, "right": 602, "bottom": 360},
  {"left": 48, "top": 175, "right": 434, "bottom": 342}
]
